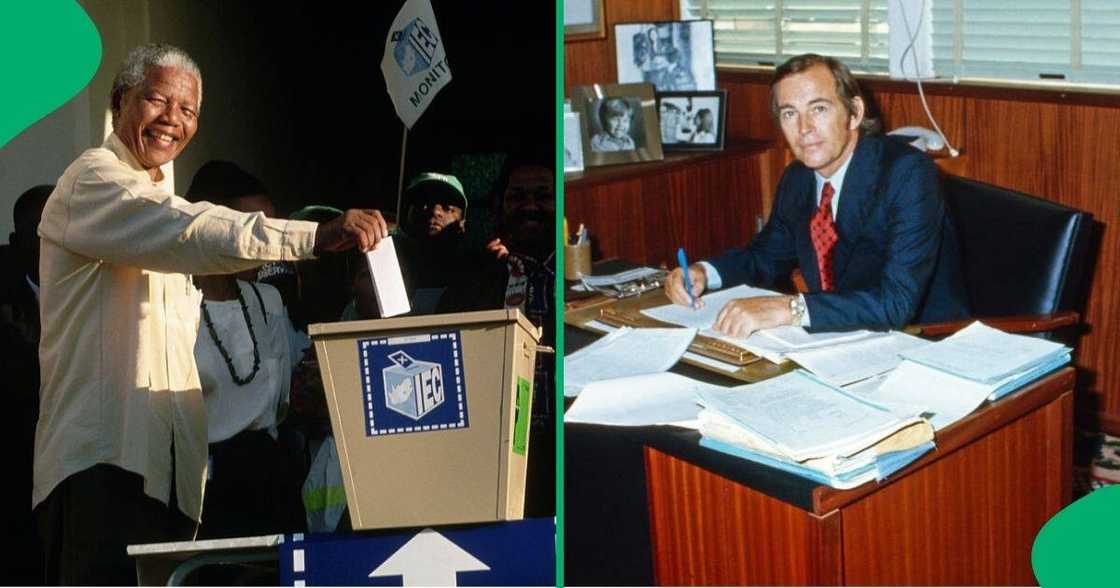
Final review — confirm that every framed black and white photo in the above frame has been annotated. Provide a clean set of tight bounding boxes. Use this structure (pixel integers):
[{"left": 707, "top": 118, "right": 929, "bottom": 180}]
[
  {"left": 564, "top": 110, "right": 585, "bottom": 173},
  {"left": 656, "top": 90, "right": 727, "bottom": 151},
  {"left": 564, "top": 0, "right": 605, "bottom": 41},
  {"left": 614, "top": 20, "right": 715, "bottom": 92},
  {"left": 570, "top": 83, "right": 664, "bottom": 167}
]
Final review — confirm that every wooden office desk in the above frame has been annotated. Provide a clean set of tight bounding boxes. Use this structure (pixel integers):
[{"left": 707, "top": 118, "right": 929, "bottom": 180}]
[{"left": 644, "top": 367, "right": 1074, "bottom": 586}]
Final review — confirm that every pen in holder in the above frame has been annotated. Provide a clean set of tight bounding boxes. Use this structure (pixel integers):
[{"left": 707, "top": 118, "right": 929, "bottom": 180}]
[{"left": 564, "top": 240, "right": 592, "bottom": 281}]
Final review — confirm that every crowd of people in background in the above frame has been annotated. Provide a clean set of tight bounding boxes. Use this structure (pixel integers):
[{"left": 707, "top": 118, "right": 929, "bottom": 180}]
[{"left": 0, "top": 42, "right": 555, "bottom": 586}]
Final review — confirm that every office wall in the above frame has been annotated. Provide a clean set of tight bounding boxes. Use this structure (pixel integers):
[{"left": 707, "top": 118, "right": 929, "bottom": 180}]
[{"left": 565, "top": 0, "right": 1120, "bottom": 432}]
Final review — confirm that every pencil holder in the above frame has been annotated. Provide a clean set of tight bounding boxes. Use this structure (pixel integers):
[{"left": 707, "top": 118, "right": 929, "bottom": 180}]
[{"left": 564, "top": 241, "right": 592, "bottom": 281}]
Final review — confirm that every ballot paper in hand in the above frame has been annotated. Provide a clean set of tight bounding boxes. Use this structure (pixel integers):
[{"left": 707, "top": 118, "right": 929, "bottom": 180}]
[{"left": 364, "top": 236, "right": 410, "bottom": 318}]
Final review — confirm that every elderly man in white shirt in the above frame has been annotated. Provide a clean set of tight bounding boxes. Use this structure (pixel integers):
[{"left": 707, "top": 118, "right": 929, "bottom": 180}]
[{"left": 34, "top": 43, "right": 387, "bottom": 585}]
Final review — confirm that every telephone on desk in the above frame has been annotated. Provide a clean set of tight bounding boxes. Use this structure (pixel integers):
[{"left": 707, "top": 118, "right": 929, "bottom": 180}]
[{"left": 888, "top": 126, "right": 945, "bottom": 152}]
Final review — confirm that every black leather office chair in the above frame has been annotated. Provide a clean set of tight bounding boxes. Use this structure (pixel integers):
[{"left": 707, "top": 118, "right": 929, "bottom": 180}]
[{"left": 912, "top": 175, "right": 1096, "bottom": 341}]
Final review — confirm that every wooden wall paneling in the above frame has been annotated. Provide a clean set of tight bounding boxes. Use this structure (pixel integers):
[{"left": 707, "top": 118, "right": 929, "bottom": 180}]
[
  {"left": 840, "top": 393, "right": 1071, "bottom": 586},
  {"left": 565, "top": 151, "right": 764, "bottom": 268},
  {"left": 1053, "top": 105, "right": 1120, "bottom": 421},
  {"left": 563, "top": 0, "right": 677, "bottom": 93},
  {"left": 646, "top": 448, "right": 844, "bottom": 586},
  {"left": 724, "top": 80, "right": 780, "bottom": 142},
  {"left": 873, "top": 91, "right": 968, "bottom": 154},
  {"left": 565, "top": 177, "right": 646, "bottom": 263}
]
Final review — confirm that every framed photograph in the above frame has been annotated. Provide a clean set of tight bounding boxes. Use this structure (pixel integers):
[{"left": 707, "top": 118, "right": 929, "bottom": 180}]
[
  {"left": 564, "top": 0, "right": 605, "bottom": 41},
  {"left": 571, "top": 83, "right": 664, "bottom": 168},
  {"left": 564, "top": 110, "right": 585, "bottom": 173},
  {"left": 614, "top": 20, "right": 716, "bottom": 92},
  {"left": 656, "top": 90, "right": 727, "bottom": 151}
]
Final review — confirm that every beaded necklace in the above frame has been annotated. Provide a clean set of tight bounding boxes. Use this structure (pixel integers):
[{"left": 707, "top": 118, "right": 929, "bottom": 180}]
[{"left": 201, "top": 283, "right": 260, "bottom": 386}]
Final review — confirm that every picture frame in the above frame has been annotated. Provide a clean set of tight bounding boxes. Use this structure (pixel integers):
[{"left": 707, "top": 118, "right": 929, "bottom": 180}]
[
  {"left": 564, "top": 110, "right": 586, "bottom": 173},
  {"left": 570, "top": 83, "right": 664, "bottom": 168},
  {"left": 564, "top": 0, "right": 605, "bottom": 41},
  {"left": 614, "top": 20, "right": 716, "bottom": 92},
  {"left": 655, "top": 90, "right": 727, "bottom": 151}
]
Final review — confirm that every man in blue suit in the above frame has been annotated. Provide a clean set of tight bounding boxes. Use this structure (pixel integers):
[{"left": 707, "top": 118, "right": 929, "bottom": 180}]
[{"left": 666, "top": 54, "right": 968, "bottom": 335}]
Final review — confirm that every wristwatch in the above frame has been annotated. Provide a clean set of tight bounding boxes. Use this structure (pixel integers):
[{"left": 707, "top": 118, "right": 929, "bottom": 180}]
[{"left": 788, "top": 295, "right": 806, "bottom": 324}]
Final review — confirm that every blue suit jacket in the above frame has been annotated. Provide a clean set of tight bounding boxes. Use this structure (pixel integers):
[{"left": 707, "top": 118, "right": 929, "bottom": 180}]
[{"left": 708, "top": 134, "right": 969, "bottom": 331}]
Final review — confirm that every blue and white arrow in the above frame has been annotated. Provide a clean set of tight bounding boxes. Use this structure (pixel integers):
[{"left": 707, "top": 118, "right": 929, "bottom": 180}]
[{"left": 369, "top": 528, "right": 490, "bottom": 586}]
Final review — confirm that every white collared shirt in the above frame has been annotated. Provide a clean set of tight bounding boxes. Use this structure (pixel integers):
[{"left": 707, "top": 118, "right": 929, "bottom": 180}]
[
  {"left": 35, "top": 133, "right": 318, "bottom": 521},
  {"left": 813, "top": 148, "right": 854, "bottom": 218}
]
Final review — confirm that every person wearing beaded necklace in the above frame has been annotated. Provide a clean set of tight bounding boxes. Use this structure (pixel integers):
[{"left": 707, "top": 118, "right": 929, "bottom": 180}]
[{"left": 185, "top": 161, "right": 305, "bottom": 540}]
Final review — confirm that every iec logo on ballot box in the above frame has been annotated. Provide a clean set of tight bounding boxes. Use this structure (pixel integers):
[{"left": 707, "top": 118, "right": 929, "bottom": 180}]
[{"left": 359, "top": 331, "right": 468, "bottom": 437}]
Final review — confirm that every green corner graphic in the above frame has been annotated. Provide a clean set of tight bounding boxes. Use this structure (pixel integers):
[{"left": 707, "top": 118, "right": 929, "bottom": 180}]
[
  {"left": 1033, "top": 485, "right": 1120, "bottom": 586},
  {"left": 0, "top": 2, "right": 101, "bottom": 149}
]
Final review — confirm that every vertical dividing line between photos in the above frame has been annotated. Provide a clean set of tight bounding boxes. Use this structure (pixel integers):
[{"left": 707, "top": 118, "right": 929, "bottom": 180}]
[{"left": 553, "top": 1, "right": 564, "bottom": 586}]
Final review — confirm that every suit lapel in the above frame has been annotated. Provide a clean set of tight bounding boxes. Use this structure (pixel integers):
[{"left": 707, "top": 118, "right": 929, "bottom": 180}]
[{"left": 831, "top": 136, "right": 882, "bottom": 285}]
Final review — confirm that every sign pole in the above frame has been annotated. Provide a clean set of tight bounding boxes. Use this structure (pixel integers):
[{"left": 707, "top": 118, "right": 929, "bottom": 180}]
[{"left": 396, "top": 124, "right": 408, "bottom": 224}]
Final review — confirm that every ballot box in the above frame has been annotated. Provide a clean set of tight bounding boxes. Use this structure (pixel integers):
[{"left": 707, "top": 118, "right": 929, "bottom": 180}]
[{"left": 308, "top": 309, "right": 541, "bottom": 530}]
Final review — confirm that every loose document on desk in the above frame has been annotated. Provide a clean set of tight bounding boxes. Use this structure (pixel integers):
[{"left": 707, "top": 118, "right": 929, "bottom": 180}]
[
  {"left": 642, "top": 285, "right": 879, "bottom": 363},
  {"left": 787, "top": 331, "right": 930, "bottom": 387},
  {"left": 563, "top": 326, "right": 696, "bottom": 397},
  {"left": 564, "top": 372, "right": 712, "bottom": 427}
]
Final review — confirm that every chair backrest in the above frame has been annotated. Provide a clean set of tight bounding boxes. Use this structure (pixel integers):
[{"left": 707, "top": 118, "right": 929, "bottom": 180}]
[{"left": 942, "top": 175, "right": 1095, "bottom": 318}]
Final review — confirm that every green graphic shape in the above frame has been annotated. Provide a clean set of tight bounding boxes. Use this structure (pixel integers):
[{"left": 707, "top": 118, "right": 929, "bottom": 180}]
[
  {"left": 1032, "top": 485, "right": 1120, "bottom": 586},
  {"left": 513, "top": 376, "right": 530, "bottom": 455},
  {"left": 0, "top": 2, "right": 101, "bottom": 148}
]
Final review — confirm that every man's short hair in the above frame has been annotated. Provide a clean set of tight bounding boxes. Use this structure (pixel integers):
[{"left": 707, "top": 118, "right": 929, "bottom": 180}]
[
  {"left": 769, "top": 53, "right": 881, "bottom": 135},
  {"left": 597, "top": 98, "right": 633, "bottom": 129},
  {"left": 184, "top": 160, "right": 267, "bottom": 207},
  {"left": 111, "top": 43, "right": 202, "bottom": 116},
  {"left": 13, "top": 185, "right": 53, "bottom": 231}
]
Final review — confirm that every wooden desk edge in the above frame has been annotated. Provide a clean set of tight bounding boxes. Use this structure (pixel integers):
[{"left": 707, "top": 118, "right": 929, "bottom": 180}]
[{"left": 812, "top": 367, "right": 1075, "bottom": 514}]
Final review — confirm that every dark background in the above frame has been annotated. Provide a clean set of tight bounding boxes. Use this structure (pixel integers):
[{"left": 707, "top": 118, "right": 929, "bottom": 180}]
[{"left": 196, "top": 0, "right": 555, "bottom": 217}]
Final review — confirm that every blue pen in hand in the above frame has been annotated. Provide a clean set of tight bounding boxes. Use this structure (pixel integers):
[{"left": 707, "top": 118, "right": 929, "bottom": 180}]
[{"left": 677, "top": 247, "right": 695, "bottom": 308}]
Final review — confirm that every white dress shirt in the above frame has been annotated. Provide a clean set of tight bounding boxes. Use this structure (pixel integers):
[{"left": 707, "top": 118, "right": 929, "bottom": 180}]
[{"left": 35, "top": 133, "right": 318, "bottom": 522}]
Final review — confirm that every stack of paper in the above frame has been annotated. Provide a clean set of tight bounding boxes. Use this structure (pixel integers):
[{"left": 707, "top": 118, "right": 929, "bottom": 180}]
[
  {"left": 641, "top": 285, "right": 882, "bottom": 363},
  {"left": 563, "top": 326, "right": 696, "bottom": 397},
  {"left": 870, "top": 322, "right": 1071, "bottom": 430},
  {"left": 696, "top": 370, "right": 935, "bottom": 489}
]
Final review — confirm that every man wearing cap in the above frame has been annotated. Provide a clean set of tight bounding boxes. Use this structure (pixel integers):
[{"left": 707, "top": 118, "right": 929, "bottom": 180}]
[{"left": 396, "top": 172, "right": 472, "bottom": 314}]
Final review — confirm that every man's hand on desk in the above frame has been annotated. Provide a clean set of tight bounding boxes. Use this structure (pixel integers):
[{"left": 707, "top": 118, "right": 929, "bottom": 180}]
[
  {"left": 665, "top": 264, "right": 708, "bottom": 308},
  {"left": 713, "top": 295, "right": 797, "bottom": 338}
]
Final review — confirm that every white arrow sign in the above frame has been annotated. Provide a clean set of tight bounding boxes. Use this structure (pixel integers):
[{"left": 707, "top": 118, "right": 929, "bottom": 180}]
[{"left": 369, "top": 528, "right": 490, "bottom": 586}]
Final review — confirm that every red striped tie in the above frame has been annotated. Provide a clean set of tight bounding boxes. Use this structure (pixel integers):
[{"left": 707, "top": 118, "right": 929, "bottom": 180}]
[{"left": 811, "top": 182, "right": 838, "bottom": 291}]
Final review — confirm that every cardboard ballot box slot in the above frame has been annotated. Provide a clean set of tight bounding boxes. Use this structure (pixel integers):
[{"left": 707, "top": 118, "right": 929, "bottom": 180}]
[{"left": 309, "top": 309, "right": 541, "bottom": 530}]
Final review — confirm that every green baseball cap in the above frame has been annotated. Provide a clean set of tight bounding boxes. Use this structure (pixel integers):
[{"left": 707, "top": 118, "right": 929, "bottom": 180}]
[{"left": 406, "top": 172, "right": 467, "bottom": 216}]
